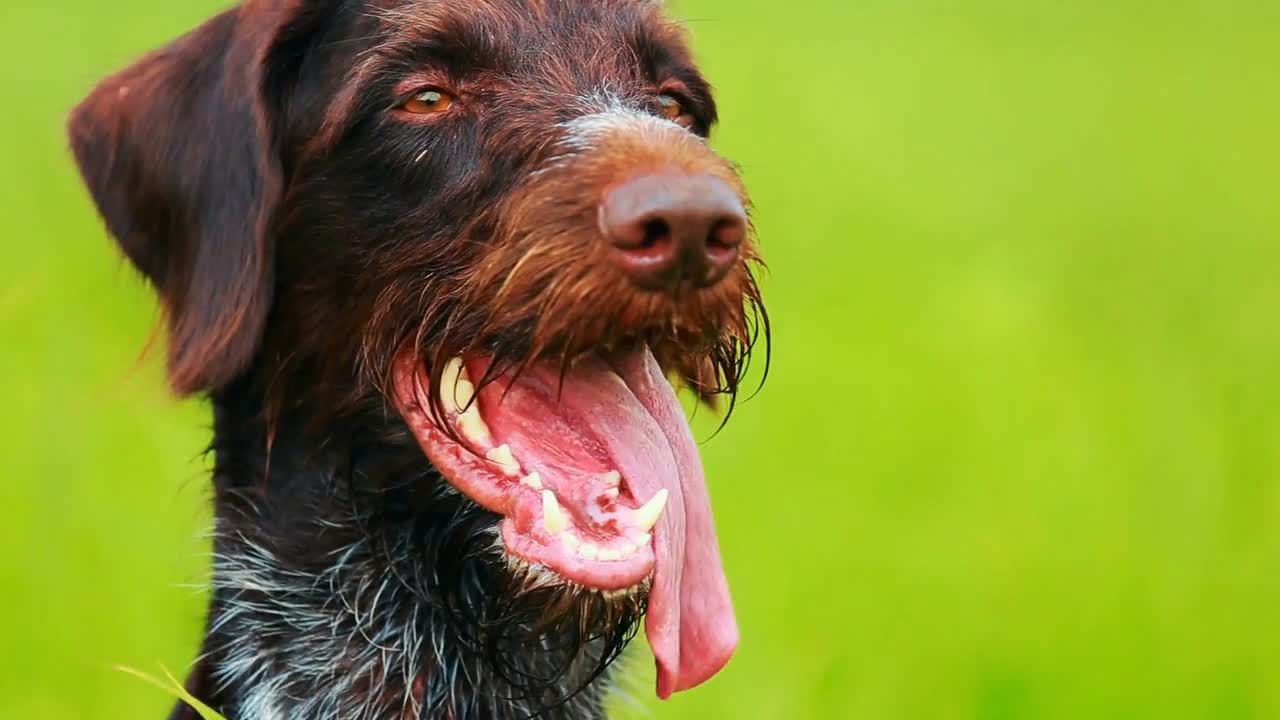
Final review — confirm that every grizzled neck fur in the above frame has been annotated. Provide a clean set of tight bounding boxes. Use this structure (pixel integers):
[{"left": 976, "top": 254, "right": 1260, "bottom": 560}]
[{"left": 192, "top": 377, "right": 645, "bottom": 720}]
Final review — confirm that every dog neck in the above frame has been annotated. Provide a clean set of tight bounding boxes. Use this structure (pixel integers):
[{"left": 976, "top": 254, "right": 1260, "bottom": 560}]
[{"left": 189, "top": 377, "right": 628, "bottom": 720}]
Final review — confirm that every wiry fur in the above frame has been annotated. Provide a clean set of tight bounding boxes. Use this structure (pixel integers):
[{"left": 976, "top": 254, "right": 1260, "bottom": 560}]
[
  {"left": 67, "top": 1, "right": 767, "bottom": 718},
  {"left": 200, "top": 399, "right": 648, "bottom": 719}
]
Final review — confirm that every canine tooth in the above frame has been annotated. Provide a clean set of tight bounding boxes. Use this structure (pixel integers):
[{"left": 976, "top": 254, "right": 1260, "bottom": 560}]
[
  {"left": 603, "top": 488, "right": 620, "bottom": 502},
  {"left": 440, "top": 357, "right": 465, "bottom": 399},
  {"left": 599, "top": 548, "right": 622, "bottom": 562},
  {"left": 458, "top": 408, "right": 492, "bottom": 445},
  {"left": 440, "top": 358, "right": 476, "bottom": 412},
  {"left": 451, "top": 379, "right": 477, "bottom": 413},
  {"left": 542, "top": 490, "right": 569, "bottom": 535},
  {"left": 631, "top": 489, "right": 669, "bottom": 532},
  {"left": 561, "top": 532, "right": 581, "bottom": 549},
  {"left": 520, "top": 472, "right": 544, "bottom": 490},
  {"left": 603, "top": 471, "right": 621, "bottom": 487},
  {"left": 619, "top": 542, "right": 638, "bottom": 557},
  {"left": 633, "top": 532, "right": 652, "bottom": 546},
  {"left": 578, "top": 543, "right": 600, "bottom": 560},
  {"left": 485, "top": 444, "right": 521, "bottom": 476}
]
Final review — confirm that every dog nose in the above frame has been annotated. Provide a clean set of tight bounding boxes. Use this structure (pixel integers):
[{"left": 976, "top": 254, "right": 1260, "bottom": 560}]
[{"left": 598, "top": 173, "right": 746, "bottom": 291}]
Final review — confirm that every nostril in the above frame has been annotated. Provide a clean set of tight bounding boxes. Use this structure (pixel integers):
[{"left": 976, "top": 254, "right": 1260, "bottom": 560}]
[
  {"left": 641, "top": 219, "right": 671, "bottom": 250},
  {"left": 707, "top": 218, "right": 745, "bottom": 251},
  {"left": 705, "top": 217, "right": 746, "bottom": 273}
]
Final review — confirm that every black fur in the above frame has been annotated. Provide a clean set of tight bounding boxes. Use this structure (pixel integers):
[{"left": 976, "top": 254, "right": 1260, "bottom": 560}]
[
  {"left": 187, "top": 379, "right": 644, "bottom": 719},
  {"left": 69, "top": 2, "right": 763, "bottom": 718}
]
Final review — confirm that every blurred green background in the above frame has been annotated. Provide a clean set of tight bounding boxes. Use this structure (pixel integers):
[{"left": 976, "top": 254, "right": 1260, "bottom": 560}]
[{"left": 2, "top": 0, "right": 1279, "bottom": 718}]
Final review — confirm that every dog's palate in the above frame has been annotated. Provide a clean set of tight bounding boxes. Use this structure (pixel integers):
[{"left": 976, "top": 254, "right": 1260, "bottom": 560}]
[{"left": 397, "top": 345, "right": 738, "bottom": 698}]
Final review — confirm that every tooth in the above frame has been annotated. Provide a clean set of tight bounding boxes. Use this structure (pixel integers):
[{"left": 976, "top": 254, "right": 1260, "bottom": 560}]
[
  {"left": 485, "top": 444, "right": 521, "bottom": 476},
  {"left": 542, "top": 490, "right": 569, "bottom": 535},
  {"left": 440, "top": 358, "right": 465, "bottom": 401},
  {"left": 599, "top": 548, "right": 622, "bottom": 562},
  {"left": 633, "top": 532, "right": 652, "bottom": 546},
  {"left": 603, "top": 488, "right": 620, "bottom": 502},
  {"left": 451, "top": 379, "right": 477, "bottom": 413},
  {"left": 440, "top": 358, "right": 476, "bottom": 412},
  {"left": 619, "top": 543, "right": 638, "bottom": 557},
  {"left": 603, "top": 471, "right": 621, "bottom": 487},
  {"left": 631, "top": 489, "right": 669, "bottom": 532},
  {"left": 561, "top": 532, "right": 581, "bottom": 549},
  {"left": 578, "top": 543, "right": 600, "bottom": 560},
  {"left": 520, "top": 472, "right": 543, "bottom": 490},
  {"left": 457, "top": 408, "right": 491, "bottom": 445}
]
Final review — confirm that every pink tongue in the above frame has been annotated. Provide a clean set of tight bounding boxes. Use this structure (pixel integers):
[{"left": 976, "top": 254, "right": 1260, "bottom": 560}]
[
  {"left": 490, "top": 348, "right": 737, "bottom": 696},
  {"left": 605, "top": 349, "right": 738, "bottom": 698}
]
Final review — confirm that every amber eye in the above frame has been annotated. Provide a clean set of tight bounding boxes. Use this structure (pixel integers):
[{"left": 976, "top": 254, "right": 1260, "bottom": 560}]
[
  {"left": 656, "top": 93, "right": 684, "bottom": 122},
  {"left": 402, "top": 88, "right": 455, "bottom": 115}
]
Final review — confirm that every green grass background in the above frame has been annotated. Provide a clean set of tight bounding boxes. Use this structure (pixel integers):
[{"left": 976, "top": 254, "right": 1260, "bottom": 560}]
[{"left": 2, "top": 1, "right": 1278, "bottom": 718}]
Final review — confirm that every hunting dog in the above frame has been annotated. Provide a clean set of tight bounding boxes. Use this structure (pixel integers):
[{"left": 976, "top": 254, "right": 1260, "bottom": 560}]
[{"left": 69, "top": 1, "right": 767, "bottom": 717}]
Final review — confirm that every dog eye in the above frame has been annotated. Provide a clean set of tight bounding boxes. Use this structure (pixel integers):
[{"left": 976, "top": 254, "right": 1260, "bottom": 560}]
[
  {"left": 656, "top": 94, "right": 693, "bottom": 128},
  {"left": 402, "top": 88, "right": 455, "bottom": 115}
]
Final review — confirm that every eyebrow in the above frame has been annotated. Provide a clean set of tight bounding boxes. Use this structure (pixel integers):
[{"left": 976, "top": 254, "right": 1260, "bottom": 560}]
[{"left": 363, "top": 6, "right": 523, "bottom": 77}]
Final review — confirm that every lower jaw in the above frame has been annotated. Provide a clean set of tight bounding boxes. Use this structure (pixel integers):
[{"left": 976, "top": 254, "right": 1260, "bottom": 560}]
[{"left": 499, "top": 516, "right": 654, "bottom": 592}]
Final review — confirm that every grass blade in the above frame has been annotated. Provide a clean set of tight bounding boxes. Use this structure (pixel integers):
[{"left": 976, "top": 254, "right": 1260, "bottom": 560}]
[{"left": 115, "top": 665, "right": 231, "bottom": 720}]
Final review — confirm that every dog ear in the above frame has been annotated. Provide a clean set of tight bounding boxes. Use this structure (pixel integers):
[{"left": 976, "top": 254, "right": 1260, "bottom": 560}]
[{"left": 68, "top": 4, "right": 315, "bottom": 395}]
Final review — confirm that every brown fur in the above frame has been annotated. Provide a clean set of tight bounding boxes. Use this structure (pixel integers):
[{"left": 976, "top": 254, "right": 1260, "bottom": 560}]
[{"left": 69, "top": 1, "right": 766, "bottom": 717}]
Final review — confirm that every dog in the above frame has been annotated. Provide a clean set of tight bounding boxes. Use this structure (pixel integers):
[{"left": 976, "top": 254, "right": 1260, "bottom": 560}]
[{"left": 69, "top": 1, "right": 767, "bottom": 717}]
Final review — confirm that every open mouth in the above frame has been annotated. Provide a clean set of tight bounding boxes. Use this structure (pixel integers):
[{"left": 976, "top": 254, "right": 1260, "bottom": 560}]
[
  {"left": 408, "top": 352, "right": 668, "bottom": 591},
  {"left": 394, "top": 344, "right": 738, "bottom": 697}
]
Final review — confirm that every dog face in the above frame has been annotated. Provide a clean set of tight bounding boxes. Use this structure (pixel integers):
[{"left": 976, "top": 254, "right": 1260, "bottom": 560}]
[
  {"left": 274, "top": 0, "right": 765, "bottom": 418},
  {"left": 71, "top": 0, "right": 766, "bottom": 701}
]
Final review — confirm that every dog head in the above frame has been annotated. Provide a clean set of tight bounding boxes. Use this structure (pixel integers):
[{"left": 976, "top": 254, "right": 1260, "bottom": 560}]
[{"left": 70, "top": 0, "right": 766, "bottom": 700}]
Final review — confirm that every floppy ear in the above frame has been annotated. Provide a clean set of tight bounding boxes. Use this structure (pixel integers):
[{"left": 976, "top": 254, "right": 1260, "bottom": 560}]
[{"left": 68, "top": 4, "right": 307, "bottom": 395}]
